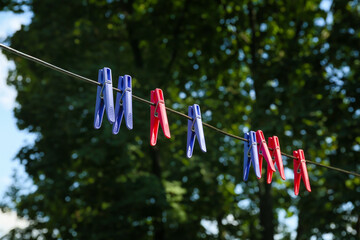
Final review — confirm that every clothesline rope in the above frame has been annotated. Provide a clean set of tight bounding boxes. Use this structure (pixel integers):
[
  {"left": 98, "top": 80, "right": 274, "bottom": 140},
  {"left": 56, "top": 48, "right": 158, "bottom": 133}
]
[{"left": 1, "top": 43, "right": 359, "bottom": 178}]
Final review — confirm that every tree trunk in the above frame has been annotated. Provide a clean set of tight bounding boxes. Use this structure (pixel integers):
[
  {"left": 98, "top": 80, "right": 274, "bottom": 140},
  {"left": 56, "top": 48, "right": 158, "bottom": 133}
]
[
  {"left": 150, "top": 147, "right": 165, "bottom": 240},
  {"left": 125, "top": 0, "right": 144, "bottom": 69},
  {"left": 247, "top": 2, "right": 275, "bottom": 239},
  {"left": 259, "top": 181, "right": 274, "bottom": 240},
  {"left": 356, "top": 214, "right": 360, "bottom": 239},
  {"left": 295, "top": 210, "right": 303, "bottom": 240},
  {"left": 217, "top": 213, "right": 225, "bottom": 240}
]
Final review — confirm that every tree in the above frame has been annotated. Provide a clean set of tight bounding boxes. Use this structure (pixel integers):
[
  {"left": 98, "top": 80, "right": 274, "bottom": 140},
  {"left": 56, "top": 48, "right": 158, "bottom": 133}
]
[{"left": 1, "top": 0, "right": 359, "bottom": 239}]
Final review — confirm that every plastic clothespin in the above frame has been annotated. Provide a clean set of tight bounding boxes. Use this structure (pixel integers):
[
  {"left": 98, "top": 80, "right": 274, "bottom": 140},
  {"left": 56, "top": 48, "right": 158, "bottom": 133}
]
[
  {"left": 112, "top": 75, "right": 133, "bottom": 134},
  {"left": 94, "top": 67, "right": 115, "bottom": 129},
  {"left": 243, "top": 131, "right": 261, "bottom": 181},
  {"left": 186, "top": 104, "right": 206, "bottom": 158},
  {"left": 267, "top": 136, "right": 286, "bottom": 183},
  {"left": 293, "top": 149, "right": 311, "bottom": 195},
  {"left": 150, "top": 88, "right": 171, "bottom": 146},
  {"left": 256, "top": 130, "right": 276, "bottom": 179}
]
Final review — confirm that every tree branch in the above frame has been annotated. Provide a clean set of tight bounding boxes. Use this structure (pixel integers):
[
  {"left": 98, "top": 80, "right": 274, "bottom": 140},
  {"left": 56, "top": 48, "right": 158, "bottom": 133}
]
[
  {"left": 124, "top": 0, "right": 144, "bottom": 68},
  {"left": 166, "top": 0, "right": 190, "bottom": 72}
]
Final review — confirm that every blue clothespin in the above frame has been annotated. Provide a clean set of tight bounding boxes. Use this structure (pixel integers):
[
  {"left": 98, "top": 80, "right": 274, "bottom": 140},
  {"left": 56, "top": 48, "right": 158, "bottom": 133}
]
[
  {"left": 243, "top": 131, "right": 261, "bottom": 180},
  {"left": 186, "top": 104, "right": 206, "bottom": 158},
  {"left": 112, "top": 75, "right": 133, "bottom": 134},
  {"left": 94, "top": 67, "right": 115, "bottom": 129}
]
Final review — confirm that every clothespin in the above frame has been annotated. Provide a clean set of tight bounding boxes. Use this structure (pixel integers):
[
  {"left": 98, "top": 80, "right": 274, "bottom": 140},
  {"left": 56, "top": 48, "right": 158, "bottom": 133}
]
[
  {"left": 112, "top": 75, "right": 133, "bottom": 134},
  {"left": 243, "top": 131, "right": 261, "bottom": 181},
  {"left": 293, "top": 149, "right": 311, "bottom": 195},
  {"left": 150, "top": 88, "right": 171, "bottom": 146},
  {"left": 267, "top": 136, "right": 286, "bottom": 183},
  {"left": 94, "top": 67, "right": 115, "bottom": 129},
  {"left": 256, "top": 130, "right": 276, "bottom": 179},
  {"left": 186, "top": 104, "right": 206, "bottom": 158}
]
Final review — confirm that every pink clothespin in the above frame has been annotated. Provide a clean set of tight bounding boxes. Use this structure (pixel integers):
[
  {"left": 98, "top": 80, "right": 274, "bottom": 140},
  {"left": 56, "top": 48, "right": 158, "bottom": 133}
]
[
  {"left": 150, "top": 88, "right": 171, "bottom": 146},
  {"left": 293, "top": 149, "right": 311, "bottom": 195},
  {"left": 267, "top": 136, "right": 285, "bottom": 183},
  {"left": 256, "top": 130, "right": 276, "bottom": 179}
]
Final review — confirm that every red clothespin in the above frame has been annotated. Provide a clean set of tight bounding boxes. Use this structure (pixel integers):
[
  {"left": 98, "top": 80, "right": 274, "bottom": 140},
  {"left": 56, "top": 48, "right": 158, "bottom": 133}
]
[
  {"left": 150, "top": 88, "right": 171, "bottom": 146},
  {"left": 256, "top": 130, "right": 276, "bottom": 179},
  {"left": 267, "top": 136, "right": 285, "bottom": 183},
  {"left": 293, "top": 149, "right": 311, "bottom": 195}
]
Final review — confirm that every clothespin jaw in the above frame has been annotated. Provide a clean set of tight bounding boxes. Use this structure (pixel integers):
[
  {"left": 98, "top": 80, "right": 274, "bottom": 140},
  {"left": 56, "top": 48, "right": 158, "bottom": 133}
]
[
  {"left": 267, "top": 136, "right": 285, "bottom": 183},
  {"left": 293, "top": 149, "right": 311, "bottom": 195},
  {"left": 150, "top": 88, "right": 171, "bottom": 146},
  {"left": 243, "top": 131, "right": 261, "bottom": 181},
  {"left": 256, "top": 130, "right": 276, "bottom": 178},
  {"left": 186, "top": 104, "right": 207, "bottom": 158},
  {"left": 112, "top": 75, "right": 133, "bottom": 134},
  {"left": 94, "top": 67, "right": 115, "bottom": 129}
]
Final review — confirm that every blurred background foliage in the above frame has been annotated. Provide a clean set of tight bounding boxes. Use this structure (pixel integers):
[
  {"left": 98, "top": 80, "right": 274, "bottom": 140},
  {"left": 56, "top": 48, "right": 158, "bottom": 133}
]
[{"left": 1, "top": 0, "right": 360, "bottom": 239}]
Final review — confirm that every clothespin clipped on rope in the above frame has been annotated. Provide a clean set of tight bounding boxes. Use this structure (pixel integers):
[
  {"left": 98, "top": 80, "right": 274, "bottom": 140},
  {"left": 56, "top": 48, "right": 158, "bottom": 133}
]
[
  {"left": 150, "top": 88, "right": 171, "bottom": 146},
  {"left": 243, "top": 131, "right": 261, "bottom": 181},
  {"left": 94, "top": 67, "right": 115, "bottom": 129},
  {"left": 267, "top": 136, "right": 285, "bottom": 183},
  {"left": 186, "top": 104, "right": 206, "bottom": 158},
  {"left": 293, "top": 149, "right": 311, "bottom": 195},
  {"left": 256, "top": 130, "right": 276, "bottom": 180},
  {"left": 112, "top": 75, "right": 133, "bottom": 134}
]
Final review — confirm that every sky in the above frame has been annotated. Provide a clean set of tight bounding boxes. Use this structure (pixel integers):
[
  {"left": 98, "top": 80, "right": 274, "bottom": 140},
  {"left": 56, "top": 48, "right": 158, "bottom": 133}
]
[{"left": 0, "top": 10, "right": 34, "bottom": 236}]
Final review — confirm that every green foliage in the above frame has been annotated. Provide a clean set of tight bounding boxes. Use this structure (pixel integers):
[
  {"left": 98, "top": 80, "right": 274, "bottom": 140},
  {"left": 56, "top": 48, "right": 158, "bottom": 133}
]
[{"left": 1, "top": 0, "right": 360, "bottom": 239}]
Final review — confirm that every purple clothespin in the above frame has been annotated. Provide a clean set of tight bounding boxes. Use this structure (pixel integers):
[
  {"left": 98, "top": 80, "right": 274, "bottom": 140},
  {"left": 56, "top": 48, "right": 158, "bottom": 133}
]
[
  {"left": 186, "top": 104, "right": 206, "bottom": 158},
  {"left": 243, "top": 131, "right": 261, "bottom": 181},
  {"left": 94, "top": 67, "right": 115, "bottom": 129},
  {"left": 112, "top": 75, "right": 133, "bottom": 134}
]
